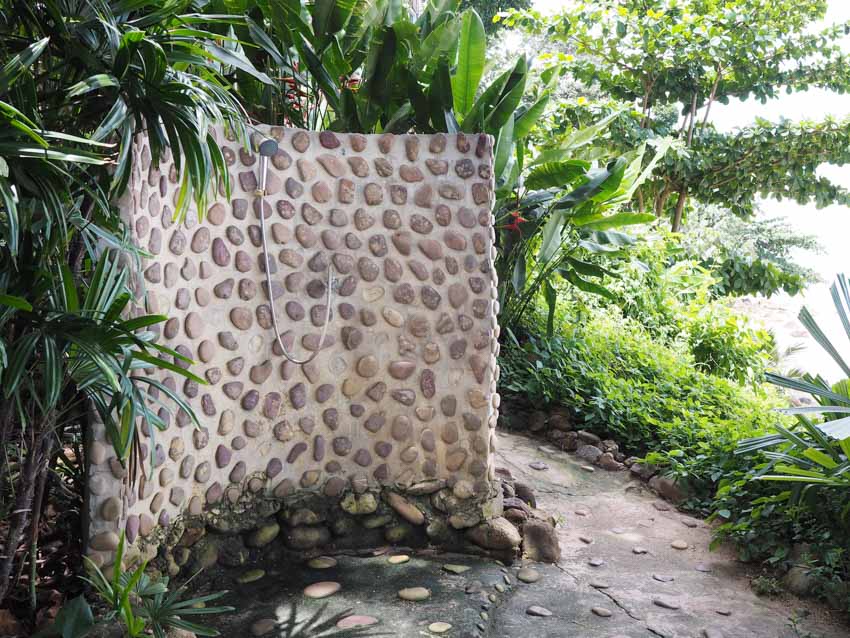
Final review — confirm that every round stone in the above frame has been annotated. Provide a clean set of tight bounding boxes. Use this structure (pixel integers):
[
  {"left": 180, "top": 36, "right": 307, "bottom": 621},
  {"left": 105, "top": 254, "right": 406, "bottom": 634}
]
[
  {"left": 337, "top": 616, "right": 378, "bottom": 630},
  {"left": 238, "top": 569, "right": 266, "bottom": 584},
  {"left": 517, "top": 568, "right": 540, "bottom": 583},
  {"left": 671, "top": 540, "right": 688, "bottom": 550},
  {"left": 428, "top": 622, "right": 452, "bottom": 634},
  {"left": 388, "top": 554, "right": 409, "bottom": 564},
  {"left": 304, "top": 581, "right": 341, "bottom": 599},
  {"left": 357, "top": 355, "right": 379, "bottom": 377},
  {"left": 397, "top": 587, "right": 430, "bottom": 602},
  {"left": 653, "top": 597, "right": 681, "bottom": 610},
  {"left": 307, "top": 556, "right": 337, "bottom": 569},
  {"left": 591, "top": 607, "right": 612, "bottom": 618},
  {"left": 251, "top": 618, "right": 276, "bottom": 636}
]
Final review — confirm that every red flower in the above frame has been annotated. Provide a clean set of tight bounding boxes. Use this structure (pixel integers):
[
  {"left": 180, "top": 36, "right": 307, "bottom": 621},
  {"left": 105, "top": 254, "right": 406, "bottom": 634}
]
[{"left": 499, "top": 210, "right": 528, "bottom": 234}]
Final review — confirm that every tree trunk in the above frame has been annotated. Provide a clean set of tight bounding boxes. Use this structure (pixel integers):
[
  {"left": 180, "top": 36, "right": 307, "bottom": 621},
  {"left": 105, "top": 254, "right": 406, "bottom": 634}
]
[
  {"left": 671, "top": 184, "right": 688, "bottom": 232},
  {"left": 0, "top": 424, "right": 53, "bottom": 606}
]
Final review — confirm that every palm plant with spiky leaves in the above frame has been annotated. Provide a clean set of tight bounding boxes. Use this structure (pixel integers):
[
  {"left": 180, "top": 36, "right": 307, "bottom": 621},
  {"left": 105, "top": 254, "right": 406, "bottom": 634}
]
[
  {"left": 736, "top": 275, "right": 850, "bottom": 504},
  {"left": 0, "top": 0, "right": 271, "bottom": 611}
]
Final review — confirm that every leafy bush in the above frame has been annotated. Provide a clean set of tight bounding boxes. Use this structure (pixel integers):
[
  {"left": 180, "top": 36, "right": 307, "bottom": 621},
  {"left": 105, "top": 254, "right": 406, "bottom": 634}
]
[
  {"left": 687, "top": 303, "right": 774, "bottom": 384},
  {"left": 681, "top": 206, "right": 821, "bottom": 297},
  {"left": 500, "top": 309, "right": 783, "bottom": 461}
]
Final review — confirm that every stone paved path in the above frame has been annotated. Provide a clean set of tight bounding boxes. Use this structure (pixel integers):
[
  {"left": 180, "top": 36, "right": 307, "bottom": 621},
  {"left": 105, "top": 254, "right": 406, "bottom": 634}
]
[
  {"left": 493, "top": 432, "right": 845, "bottom": 638},
  {"left": 204, "top": 432, "right": 846, "bottom": 637}
]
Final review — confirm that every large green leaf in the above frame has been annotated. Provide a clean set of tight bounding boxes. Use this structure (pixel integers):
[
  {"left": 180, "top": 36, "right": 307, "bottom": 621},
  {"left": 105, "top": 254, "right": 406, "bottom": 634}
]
[
  {"left": 537, "top": 211, "right": 564, "bottom": 265},
  {"left": 560, "top": 109, "right": 624, "bottom": 152},
  {"left": 451, "top": 9, "right": 485, "bottom": 117},
  {"left": 525, "top": 159, "right": 589, "bottom": 190},
  {"left": 572, "top": 211, "right": 656, "bottom": 231},
  {"left": 513, "top": 90, "right": 550, "bottom": 140},
  {"left": 493, "top": 114, "right": 514, "bottom": 183},
  {"left": 483, "top": 56, "right": 527, "bottom": 134}
]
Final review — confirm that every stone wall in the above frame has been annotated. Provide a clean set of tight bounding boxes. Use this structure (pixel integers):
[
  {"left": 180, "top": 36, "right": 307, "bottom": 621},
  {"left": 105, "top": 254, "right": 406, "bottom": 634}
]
[{"left": 85, "top": 127, "right": 503, "bottom": 568}]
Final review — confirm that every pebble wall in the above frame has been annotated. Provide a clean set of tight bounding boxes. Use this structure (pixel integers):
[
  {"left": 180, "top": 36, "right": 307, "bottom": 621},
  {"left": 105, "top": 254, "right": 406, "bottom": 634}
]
[{"left": 84, "top": 127, "right": 502, "bottom": 567}]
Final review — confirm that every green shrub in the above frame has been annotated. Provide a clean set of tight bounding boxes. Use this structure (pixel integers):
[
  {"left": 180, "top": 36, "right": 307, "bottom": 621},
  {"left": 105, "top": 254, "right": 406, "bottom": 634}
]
[
  {"left": 687, "top": 303, "right": 774, "bottom": 384},
  {"left": 500, "top": 310, "right": 783, "bottom": 466}
]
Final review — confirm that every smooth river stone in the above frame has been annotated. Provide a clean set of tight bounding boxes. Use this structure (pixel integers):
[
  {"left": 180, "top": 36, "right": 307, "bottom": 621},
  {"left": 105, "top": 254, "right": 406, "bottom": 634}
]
[
  {"left": 304, "top": 581, "right": 341, "bottom": 599},
  {"left": 398, "top": 587, "right": 430, "bottom": 602}
]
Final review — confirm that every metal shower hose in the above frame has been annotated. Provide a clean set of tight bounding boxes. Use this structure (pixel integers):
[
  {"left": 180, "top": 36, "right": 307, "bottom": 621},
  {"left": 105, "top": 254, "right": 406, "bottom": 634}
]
[{"left": 254, "top": 138, "right": 334, "bottom": 365}]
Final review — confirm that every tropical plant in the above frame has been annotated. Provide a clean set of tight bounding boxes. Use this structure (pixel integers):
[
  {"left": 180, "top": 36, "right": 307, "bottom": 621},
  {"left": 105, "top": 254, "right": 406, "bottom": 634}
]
[
  {"left": 505, "top": 0, "right": 850, "bottom": 230},
  {"left": 736, "top": 274, "right": 850, "bottom": 496},
  {"left": 494, "top": 111, "right": 673, "bottom": 330},
  {"left": 233, "top": 0, "right": 530, "bottom": 135},
  {"left": 40, "top": 533, "right": 233, "bottom": 638},
  {"left": 0, "top": 0, "right": 269, "bottom": 611}
]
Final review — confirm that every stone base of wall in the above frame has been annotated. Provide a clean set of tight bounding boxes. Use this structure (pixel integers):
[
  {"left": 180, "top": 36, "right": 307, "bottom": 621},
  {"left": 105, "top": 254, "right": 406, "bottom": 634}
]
[{"left": 114, "top": 473, "right": 559, "bottom": 583}]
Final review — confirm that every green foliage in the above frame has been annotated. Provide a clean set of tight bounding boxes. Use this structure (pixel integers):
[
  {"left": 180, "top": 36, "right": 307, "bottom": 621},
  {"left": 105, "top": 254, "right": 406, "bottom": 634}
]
[
  {"left": 460, "top": 0, "right": 531, "bottom": 33},
  {"left": 504, "top": 1, "right": 850, "bottom": 227},
  {"left": 495, "top": 123, "right": 672, "bottom": 330},
  {"left": 751, "top": 575, "right": 784, "bottom": 597},
  {"left": 231, "top": 0, "right": 538, "bottom": 136},
  {"left": 0, "top": 0, "right": 267, "bottom": 607},
  {"left": 687, "top": 303, "right": 774, "bottom": 384},
  {"left": 41, "top": 533, "right": 232, "bottom": 638},
  {"left": 500, "top": 311, "right": 781, "bottom": 458},
  {"left": 681, "top": 206, "right": 821, "bottom": 297},
  {"left": 570, "top": 230, "right": 776, "bottom": 385}
]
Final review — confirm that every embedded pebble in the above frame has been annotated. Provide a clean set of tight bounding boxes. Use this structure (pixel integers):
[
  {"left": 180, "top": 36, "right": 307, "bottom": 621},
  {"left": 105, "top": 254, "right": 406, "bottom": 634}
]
[
  {"left": 588, "top": 558, "right": 605, "bottom": 567},
  {"left": 653, "top": 574, "right": 675, "bottom": 583},
  {"left": 443, "top": 564, "right": 470, "bottom": 574},
  {"left": 528, "top": 461, "right": 549, "bottom": 471},
  {"left": 516, "top": 568, "right": 540, "bottom": 583},
  {"left": 526, "top": 606, "right": 552, "bottom": 617},
  {"left": 388, "top": 554, "right": 410, "bottom": 564},
  {"left": 671, "top": 539, "right": 688, "bottom": 550},
  {"left": 633, "top": 547, "right": 648, "bottom": 555},
  {"left": 653, "top": 597, "right": 681, "bottom": 610},
  {"left": 591, "top": 607, "right": 612, "bottom": 617},
  {"left": 428, "top": 621, "right": 452, "bottom": 634},
  {"left": 237, "top": 569, "right": 265, "bottom": 584},
  {"left": 337, "top": 616, "right": 379, "bottom": 629},
  {"left": 589, "top": 580, "right": 610, "bottom": 589},
  {"left": 579, "top": 535, "right": 593, "bottom": 545},
  {"left": 398, "top": 587, "right": 430, "bottom": 602},
  {"left": 308, "top": 556, "right": 337, "bottom": 569},
  {"left": 304, "top": 581, "right": 341, "bottom": 599}
]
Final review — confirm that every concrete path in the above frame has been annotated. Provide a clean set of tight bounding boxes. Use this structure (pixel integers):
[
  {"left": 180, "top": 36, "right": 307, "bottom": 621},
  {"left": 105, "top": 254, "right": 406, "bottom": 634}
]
[{"left": 203, "top": 432, "right": 846, "bottom": 638}]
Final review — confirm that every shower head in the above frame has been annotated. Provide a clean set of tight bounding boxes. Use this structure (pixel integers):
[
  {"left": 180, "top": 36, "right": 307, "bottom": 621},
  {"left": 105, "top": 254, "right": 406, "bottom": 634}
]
[
  {"left": 258, "top": 138, "right": 279, "bottom": 157},
  {"left": 256, "top": 138, "right": 278, "bottom": 194}
]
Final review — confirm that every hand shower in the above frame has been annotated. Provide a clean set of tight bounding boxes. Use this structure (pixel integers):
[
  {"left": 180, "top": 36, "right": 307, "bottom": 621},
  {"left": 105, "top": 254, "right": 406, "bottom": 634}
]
[{"left": 255, "top": 136, "right": 334, "bottom": 365}]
